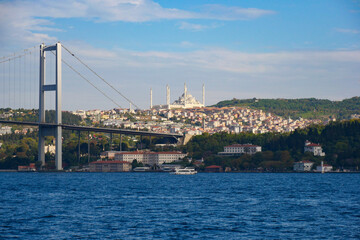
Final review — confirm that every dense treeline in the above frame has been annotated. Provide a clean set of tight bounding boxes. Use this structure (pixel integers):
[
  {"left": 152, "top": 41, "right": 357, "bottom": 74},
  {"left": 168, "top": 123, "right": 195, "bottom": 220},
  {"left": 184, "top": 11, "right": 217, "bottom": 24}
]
[
  {"left": 0, "top": 130, "right": 134, "bottom": 169},
  {"left": 184, "top": 119, "right": 360, "bottom": 171},
  {"left": 212, "top": 97, "right": 360, "bottom": 120},
  {"left": 1, "top": 118, "right": 359, "bottom": 171}
]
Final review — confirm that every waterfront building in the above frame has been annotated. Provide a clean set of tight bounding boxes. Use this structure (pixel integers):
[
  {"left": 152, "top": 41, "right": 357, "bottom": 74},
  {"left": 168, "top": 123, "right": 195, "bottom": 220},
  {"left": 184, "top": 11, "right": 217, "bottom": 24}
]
[
  {"left": 205, "top": 165, "right": 223, "bottom": 173},
  {"left": 114, "top": 151, "right": 187, "bottom": 166},
  {"left": 89, "top": 161, "right": 131, "bottom": 172},
  {"left": 18, "top": 163, "right": 36, "bottom": 172},
  {"left": 316, "top": 161, "right": 333, "bottom": 172},
  {"left": 304, "top": 140, "right": 325, "bottom": 156},
  {"left": 218, "top": 144, "right": 262, "bottom": 156},
  {"left": 293, "top": 160, "right": 314, "bottom": 172}
]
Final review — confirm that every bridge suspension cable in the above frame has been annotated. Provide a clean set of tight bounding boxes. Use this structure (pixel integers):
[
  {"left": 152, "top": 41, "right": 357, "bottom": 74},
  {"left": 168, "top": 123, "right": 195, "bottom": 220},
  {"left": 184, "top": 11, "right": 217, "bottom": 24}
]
[
  {"left": 61, "top": 44, "right": 140, "bottom": 109},
  {"left": 49, "top": 51, "right": 123, "bottom": 109},
  {"left": 0, "top": 46, "right": 37, "bottom": 62},
  {"left": 0, "top": 46, "right": 38, "bottom": 110}
]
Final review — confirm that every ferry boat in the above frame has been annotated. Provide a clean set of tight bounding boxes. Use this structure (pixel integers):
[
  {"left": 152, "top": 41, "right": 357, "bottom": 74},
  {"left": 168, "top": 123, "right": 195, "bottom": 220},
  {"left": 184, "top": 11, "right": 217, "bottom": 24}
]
[
  {"left": 170, "top": 167, "right": 197, "bottom": 175},
  {"left": 133, "top": 167, "right": 150, "bottom": 172}
]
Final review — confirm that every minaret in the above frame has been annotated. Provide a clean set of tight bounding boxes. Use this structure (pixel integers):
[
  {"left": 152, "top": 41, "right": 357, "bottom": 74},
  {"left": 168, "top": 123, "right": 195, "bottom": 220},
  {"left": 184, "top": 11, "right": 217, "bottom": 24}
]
[
  {"left": 202, "top": 83, "right": 205, "bottom": 107},
  {"left": 184, "top": 82, "right": 187, "bottom": 107},
  {"left": 150, "top": 88, "right": 153, "bottom": 109},
  {"left": 166, "top": 85, "right": 170, "bottom": 109}
]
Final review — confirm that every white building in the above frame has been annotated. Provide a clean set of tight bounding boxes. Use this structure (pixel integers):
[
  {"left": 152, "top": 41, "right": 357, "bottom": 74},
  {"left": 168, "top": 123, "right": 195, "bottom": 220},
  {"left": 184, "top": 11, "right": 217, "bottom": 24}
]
[
  {"left": 0, "top": 126, "right": 12, "bottom": 135},
  {"left": 45, "top": 145, "right": 56, "bottom": 154},
  {"left": 304, "top": 140, "right": 325, "bottom": 156},
  {"left": 100, "top": 151, "right": 122, "bottom": 160},
  {"left": 153, "top": 83, "right": 205, "bottom": 110},
  {"left": 293, "top": 160, "right": 314, "bottom": 172},
  {"left": 72, "top": 110, "right": 86, "bottom": 119},
  {"left": 114, "top": 151, "right": 187, "bottom": 166},
  {"left": 316, "top": 161, "right": 333, "bottom": 172},
  {"left": 218, "top": 144, "right": 262, "bottom": 156}
]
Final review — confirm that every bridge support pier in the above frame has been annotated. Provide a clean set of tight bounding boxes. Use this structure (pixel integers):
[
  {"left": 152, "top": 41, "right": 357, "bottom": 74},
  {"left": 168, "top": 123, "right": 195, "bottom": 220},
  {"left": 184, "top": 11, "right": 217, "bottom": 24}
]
[
  {"left": 38, "top": 42, "right": 62, "bottom": 170},
  {"left": 78, "top": 130, "right": 81, "bottom": 165},
  {"left": 110, "top": 133, "right": 113, "bottom": 151},
  {"left": 120, "top": 134, "right": 122, "bottom": 151}
]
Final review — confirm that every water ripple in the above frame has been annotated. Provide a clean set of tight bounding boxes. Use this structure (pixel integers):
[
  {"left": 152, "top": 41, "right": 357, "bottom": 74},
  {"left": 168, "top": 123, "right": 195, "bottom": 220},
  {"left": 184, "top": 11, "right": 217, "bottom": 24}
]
[{"left": 0, "top": 173, "right": 359, "bottom": 239}]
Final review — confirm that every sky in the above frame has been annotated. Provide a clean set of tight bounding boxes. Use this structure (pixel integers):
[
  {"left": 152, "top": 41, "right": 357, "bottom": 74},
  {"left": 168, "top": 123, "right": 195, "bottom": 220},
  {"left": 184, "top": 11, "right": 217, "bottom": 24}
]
[{"left": 0, "top": 0, "right": 360, "bottom": 110}]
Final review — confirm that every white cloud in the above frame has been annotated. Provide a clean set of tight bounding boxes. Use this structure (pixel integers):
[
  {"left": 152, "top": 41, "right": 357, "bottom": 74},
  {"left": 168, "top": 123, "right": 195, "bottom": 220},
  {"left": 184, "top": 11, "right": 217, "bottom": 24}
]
[
  {"left": 178, "top": 22, "right": 221, "bottom": 31},
  {"left": 0, "top": 0, "right": 275, "bottom": 49},
  {"left": 200, "top": 4, "right": 275, "bottom": 20},
  {"left": 56, "top": 43, "right": 360, "bottom": 109},
  {"left": 335, "top": 28, "right": 360, "bottom": 34},
  {"left": 179, "top": 22, "right": 208, "bottom": 31},
  {"left": 180, "top": 41, "right": 194, "bottom": 48}
]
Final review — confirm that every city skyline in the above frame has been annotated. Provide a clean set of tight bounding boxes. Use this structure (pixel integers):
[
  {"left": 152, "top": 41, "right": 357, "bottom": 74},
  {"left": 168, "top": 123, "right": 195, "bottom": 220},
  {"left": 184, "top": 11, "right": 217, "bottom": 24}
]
[{"left": 0, "top": 0, "right": 360, "bottom": 110}]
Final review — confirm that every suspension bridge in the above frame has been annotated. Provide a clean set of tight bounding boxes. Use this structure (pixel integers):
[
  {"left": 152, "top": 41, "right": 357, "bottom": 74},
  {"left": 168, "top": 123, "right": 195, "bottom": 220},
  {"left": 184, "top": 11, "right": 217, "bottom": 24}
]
[{"left": 0, "top": 42, "right": 183, "bottom": 170}]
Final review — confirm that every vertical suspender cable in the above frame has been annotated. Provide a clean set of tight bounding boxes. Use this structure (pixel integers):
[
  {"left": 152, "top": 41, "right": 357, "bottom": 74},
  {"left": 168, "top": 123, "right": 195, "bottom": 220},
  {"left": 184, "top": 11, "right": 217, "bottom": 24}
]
[
  {"left": 24, "top": 51, "right": 27, "bottom": 109},
  {"left": 33, "top": 47, "right": 36, "bottom": 110},
  {"left": 26, "top": 51, "right": 28, "bottom": 109},
  {"left": 29, "top": 51, "right": 32, "bottom": 109},
  {"left": 2, "top": 59, "right": 4, "bottom": 108},
  {"left": 8, "top": 60, "right": 10, "bottom": 107},
  {"left": 19, "top": 55, "right": 22, "bottom": 109},
  {"left": 13, "top": 54, "right": 15, "bottom": 108},
  {"left": 50, "top": 51, "right": 53, "bottom": 111}
]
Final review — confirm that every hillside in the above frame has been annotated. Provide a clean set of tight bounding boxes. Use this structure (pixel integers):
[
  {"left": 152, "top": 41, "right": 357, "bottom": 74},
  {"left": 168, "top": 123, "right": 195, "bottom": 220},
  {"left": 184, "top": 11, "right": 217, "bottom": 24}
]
[
  {"left": 212, "top": 97, "right": 360, "bottom": 120},
  {"left": 184, "top": 119, "right": 360, "bottom": 171}
]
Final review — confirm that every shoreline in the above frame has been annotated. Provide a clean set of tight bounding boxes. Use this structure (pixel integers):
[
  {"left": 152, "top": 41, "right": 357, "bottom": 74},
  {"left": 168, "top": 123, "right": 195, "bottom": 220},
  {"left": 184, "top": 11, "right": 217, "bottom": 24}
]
[{"left": 1, "top": 170, "right": 359, "bottom": 173}]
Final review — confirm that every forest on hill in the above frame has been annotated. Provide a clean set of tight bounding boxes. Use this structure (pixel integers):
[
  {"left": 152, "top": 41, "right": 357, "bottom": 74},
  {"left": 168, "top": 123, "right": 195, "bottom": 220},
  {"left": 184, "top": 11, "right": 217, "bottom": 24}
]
[
  {"left": 212, "top": 97, "right": 360, "bottom": 120},
  {"left": 183, "top": 119, "right": 360, "bottom": 171}
]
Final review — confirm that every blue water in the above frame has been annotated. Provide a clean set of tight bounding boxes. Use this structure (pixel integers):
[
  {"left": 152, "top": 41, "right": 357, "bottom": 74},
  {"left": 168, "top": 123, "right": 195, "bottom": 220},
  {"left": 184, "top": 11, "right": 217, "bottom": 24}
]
[{"left": 0, "top": 173, "right": 359, "bottom": 239}]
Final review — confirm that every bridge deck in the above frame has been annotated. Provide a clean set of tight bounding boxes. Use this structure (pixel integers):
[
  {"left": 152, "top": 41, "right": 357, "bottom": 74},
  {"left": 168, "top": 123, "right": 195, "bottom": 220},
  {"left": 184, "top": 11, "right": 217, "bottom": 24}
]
[{"left": 0, "top": 120, "right": 183, "bottom": 138}]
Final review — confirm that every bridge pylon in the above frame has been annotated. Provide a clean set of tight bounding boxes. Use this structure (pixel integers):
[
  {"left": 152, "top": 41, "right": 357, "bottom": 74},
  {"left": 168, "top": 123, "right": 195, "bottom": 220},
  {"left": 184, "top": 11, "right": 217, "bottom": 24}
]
[{"left": 38, "top": 42, "right": 62, "bottom": 170}]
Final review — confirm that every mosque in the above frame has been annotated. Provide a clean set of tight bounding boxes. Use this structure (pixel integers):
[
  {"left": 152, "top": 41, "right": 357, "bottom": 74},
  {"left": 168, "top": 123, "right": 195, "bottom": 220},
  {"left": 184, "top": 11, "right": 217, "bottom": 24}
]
[{"left": 151, "top": 83, "right": 205, "bottom": 109}]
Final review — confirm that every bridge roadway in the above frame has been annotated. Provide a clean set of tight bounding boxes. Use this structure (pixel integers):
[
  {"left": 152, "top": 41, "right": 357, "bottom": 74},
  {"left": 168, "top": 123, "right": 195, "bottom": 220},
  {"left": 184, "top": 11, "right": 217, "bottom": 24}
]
[{"left": 0, "top": 120, "right": 183, "bottom": 138}]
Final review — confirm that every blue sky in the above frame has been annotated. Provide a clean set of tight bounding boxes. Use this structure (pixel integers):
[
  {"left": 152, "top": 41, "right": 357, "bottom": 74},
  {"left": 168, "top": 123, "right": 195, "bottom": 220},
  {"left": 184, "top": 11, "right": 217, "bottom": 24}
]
[{"left": 0, "top": 0, "right": 360, "bottom": 110}]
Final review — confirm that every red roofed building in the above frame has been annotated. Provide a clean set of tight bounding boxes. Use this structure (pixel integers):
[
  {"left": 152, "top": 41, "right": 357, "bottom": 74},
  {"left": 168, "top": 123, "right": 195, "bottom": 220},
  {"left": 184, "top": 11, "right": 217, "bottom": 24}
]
[
  {"left": 304, "top": 140, "right": 325, "bottom": 156},
  {"left": 89, "top": 161, "right": 131, "bottom": 172},
  {"left": 218, "top": 144, "right": 262, "bottom": 156},
  {"left": 18, "top": 163, "right": 36, "bottom": 172},
  {"left": 316, "top": 161, "right": 333, "bottom": 172},
  {"left": 205, "top": 165, "right": 223, "bottom": 173}
]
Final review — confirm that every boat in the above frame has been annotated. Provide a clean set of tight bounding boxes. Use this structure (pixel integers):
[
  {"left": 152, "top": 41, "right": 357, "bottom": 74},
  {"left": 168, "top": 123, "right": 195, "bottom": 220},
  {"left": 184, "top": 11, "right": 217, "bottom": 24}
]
[
  {"left": 170, "top": 167, "right": 197, "bottom": 175},
  {"left": 133, "top": 167, "right": 150, "bottom": 172}
]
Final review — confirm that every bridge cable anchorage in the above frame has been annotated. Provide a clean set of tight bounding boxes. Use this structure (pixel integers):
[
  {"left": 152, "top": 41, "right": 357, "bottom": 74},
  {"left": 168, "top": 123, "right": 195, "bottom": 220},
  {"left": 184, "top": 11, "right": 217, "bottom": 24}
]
[
  {"left": 61, "top": 44, "right": 140, "bottom": 110},
  {"left": 49, "top": 51, "right": 123, "bottom": 109}
]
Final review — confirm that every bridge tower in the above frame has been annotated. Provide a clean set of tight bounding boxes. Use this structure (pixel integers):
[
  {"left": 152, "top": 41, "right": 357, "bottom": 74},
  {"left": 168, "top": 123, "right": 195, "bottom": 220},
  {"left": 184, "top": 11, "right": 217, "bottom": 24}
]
[{"left": 38, "top": 43, "right": 62, "bottom": 170}]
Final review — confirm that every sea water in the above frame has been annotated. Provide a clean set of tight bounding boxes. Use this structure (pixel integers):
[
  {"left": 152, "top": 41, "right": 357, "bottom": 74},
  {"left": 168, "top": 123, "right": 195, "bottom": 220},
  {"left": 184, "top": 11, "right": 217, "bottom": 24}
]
[{"left": 0, "top": 173, "right": 359, "bottom": 239}]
